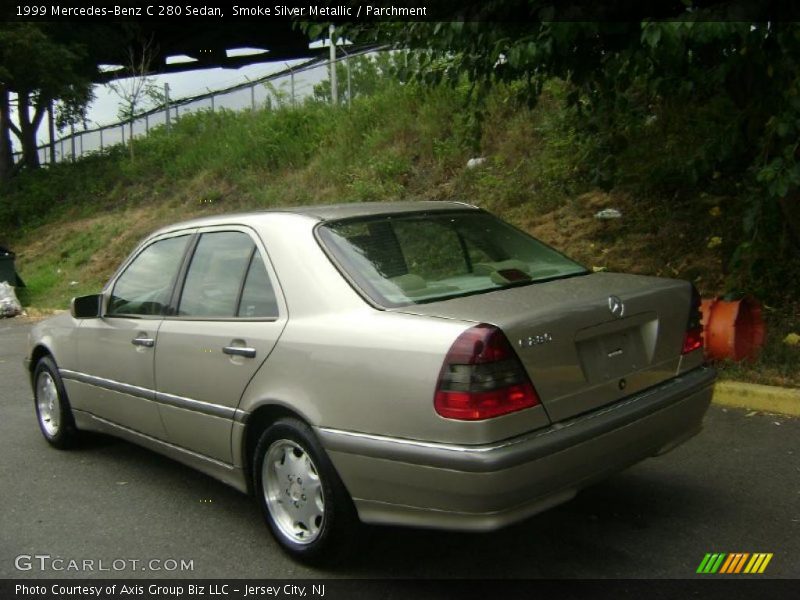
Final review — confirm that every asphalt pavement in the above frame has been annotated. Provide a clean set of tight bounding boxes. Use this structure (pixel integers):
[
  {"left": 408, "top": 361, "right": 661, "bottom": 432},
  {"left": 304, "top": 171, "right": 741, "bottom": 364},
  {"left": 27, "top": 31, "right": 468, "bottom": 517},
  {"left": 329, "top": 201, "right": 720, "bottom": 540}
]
[{"left": 1, "top": 318, "right": 798, "bottom": 579}]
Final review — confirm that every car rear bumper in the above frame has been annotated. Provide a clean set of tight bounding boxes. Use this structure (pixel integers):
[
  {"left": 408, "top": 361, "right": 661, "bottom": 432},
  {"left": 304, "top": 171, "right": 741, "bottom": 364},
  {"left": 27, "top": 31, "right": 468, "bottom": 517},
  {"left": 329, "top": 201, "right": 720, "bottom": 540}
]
[{"left": 317, "top": 365, "right": 716, "bottom": 531}]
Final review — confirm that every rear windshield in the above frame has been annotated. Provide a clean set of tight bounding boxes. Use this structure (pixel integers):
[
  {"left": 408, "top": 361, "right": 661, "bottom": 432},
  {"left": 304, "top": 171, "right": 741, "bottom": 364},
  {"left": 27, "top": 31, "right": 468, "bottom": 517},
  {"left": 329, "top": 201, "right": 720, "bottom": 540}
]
[{"left": 317, "top": 211, "right": 587, "bottom": 307}]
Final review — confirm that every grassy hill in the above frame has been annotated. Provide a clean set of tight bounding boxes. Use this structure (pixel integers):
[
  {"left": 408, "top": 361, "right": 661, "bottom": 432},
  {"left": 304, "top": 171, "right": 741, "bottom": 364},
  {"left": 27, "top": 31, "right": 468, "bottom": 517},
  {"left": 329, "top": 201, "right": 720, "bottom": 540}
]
[{"left": 1, "top": 79, "right": 797, "bottom": 386}]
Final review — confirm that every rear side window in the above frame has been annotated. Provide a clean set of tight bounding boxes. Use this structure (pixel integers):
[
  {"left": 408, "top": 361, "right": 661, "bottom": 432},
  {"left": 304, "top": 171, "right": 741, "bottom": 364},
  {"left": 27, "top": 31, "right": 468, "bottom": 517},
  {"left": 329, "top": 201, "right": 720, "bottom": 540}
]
[
  {"left": 178, "top": 232, "right": 254, "bottom": 318},
  {"left": 108, "top": 235, "right": 189, "bottom": 316},
  {"left": 318, "top": 211, "right": 587, "bottom": 307},
  {"left": 177, "top": 231, "right": 279, "bottom": 319},
  {"left": 238, "top": 251, "right": 279, "bottom": 318}
]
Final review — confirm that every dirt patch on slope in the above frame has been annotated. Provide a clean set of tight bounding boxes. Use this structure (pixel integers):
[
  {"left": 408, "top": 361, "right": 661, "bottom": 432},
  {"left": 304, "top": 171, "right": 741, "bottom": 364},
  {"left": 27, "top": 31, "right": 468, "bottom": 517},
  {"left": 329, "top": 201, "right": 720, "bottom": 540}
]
[{"left": 522, "top": 190, "right": 728, "bottom": 297}]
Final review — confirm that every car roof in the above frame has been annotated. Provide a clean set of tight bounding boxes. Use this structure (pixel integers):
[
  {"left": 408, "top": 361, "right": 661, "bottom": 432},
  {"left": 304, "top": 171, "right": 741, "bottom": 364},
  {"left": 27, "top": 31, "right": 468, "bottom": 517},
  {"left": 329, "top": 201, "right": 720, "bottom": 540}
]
[{"left": 148, "top": 201, "right": 480, "bottom": 236}]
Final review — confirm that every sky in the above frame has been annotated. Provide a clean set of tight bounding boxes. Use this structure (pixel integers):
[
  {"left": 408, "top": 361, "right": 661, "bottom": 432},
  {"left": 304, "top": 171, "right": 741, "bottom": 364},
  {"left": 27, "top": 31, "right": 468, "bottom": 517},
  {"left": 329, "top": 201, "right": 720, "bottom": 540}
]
[
  {"left": 11, "top": 40, "right": 339, "bottom": 154},
  {"left": 89, "top": 59, "right": 310, "bottom": 128}
]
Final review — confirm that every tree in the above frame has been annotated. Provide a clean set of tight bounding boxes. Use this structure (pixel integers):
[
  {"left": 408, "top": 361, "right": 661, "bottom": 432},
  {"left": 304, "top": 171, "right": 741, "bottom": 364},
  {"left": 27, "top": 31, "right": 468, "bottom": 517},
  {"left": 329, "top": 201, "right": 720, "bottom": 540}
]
[
  {"left": 311, "top": 51, "right": 415, "bottom": 105},
  {"left": 0, "top": 23, "right": 96, "bottom": 177},
  {"left": 106, "top": 35, "right": 161, "bottom": 160},
  {"left": 0, "top": 82, "right": 14, "bottom": 182}
]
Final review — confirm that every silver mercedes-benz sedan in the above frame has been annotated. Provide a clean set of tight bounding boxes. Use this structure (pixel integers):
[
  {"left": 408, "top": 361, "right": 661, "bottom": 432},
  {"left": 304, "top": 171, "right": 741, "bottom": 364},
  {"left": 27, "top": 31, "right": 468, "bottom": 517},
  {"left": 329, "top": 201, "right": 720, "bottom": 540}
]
[{"left": 25, "top": 201, "right": 715, "bottom": 562}]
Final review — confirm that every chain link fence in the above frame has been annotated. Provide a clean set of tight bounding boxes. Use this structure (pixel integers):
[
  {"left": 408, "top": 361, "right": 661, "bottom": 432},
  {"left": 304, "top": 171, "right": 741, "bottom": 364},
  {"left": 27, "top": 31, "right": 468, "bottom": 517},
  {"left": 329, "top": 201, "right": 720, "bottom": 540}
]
[{"left": 14, "top": 49, "right": 371, "bottom": 166}]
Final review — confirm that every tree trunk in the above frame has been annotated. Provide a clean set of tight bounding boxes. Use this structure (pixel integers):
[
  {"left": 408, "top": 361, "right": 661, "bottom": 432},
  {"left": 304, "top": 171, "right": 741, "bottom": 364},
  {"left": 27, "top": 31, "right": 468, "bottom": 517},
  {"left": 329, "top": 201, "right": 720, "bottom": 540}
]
[
  {"left": 16, "top": 92, "right": 42, "bottom": 170},
  {"left": 0, "top": 85, "right": 14, "bottom": 183}
]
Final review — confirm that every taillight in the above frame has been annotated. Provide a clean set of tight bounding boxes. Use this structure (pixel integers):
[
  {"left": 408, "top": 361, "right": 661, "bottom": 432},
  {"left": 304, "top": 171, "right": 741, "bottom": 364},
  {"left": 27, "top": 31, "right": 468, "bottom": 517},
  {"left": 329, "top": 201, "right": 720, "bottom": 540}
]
[
  {"left": 434, "top": 324, "right": 540, "bottom": 420},
  {"left": 682, "top": 285, "right": 704, "bottom": 354}
]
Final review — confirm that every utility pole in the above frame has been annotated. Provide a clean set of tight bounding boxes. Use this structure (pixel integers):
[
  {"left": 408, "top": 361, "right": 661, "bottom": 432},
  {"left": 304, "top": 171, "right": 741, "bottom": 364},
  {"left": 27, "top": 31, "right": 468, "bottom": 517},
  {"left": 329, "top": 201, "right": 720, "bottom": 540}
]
[
  {"left": 290, "top": 68, "right": 295, "bottom": 107},
  {"left": 329, "top": 25, "right": 337, "bottom": 106},
  {"left": 164, "top": 83, "right": 171, "bottom": 133},
  {"left": 47, "top": 100, "right": 56, "bottom": 165}
]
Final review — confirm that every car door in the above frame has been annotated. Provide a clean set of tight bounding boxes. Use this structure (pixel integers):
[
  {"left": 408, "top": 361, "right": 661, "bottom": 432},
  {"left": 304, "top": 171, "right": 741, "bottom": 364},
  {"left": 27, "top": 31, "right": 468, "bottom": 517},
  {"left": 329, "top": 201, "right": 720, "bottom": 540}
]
[
  {"left": 153, "top": 227, "right": 287, "bottom": 463},
  {"left": 73, "top": 233, "right": 192, "bottom": 439}
]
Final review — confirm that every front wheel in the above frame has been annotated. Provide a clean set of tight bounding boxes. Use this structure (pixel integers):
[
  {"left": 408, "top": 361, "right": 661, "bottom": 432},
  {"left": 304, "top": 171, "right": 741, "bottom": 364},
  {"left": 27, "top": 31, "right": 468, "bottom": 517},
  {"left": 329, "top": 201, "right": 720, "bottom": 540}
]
[
  {"left": 33, "top": 356, "right": 79, "bottom": 449},
  {"left": 253, "top": 418, "right": 358, "bottom": 563}
]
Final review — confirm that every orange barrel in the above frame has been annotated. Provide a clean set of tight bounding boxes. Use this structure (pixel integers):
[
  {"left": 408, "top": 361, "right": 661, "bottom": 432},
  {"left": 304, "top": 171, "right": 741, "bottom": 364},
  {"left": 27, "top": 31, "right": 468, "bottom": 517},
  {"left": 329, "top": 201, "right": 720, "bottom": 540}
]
[{"left": 700, "top": 297, "right": 766, "bottom": 362}]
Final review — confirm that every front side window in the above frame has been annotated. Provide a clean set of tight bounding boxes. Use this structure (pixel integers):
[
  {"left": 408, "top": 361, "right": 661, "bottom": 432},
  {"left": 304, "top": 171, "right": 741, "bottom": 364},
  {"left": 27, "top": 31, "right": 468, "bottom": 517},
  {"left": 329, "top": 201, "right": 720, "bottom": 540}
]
[
  {"left": 317, "top": 211, "right": 587, "bottom": 307},
  {"left": 108, "top": 235, "right": 190, "bottom": 316}
]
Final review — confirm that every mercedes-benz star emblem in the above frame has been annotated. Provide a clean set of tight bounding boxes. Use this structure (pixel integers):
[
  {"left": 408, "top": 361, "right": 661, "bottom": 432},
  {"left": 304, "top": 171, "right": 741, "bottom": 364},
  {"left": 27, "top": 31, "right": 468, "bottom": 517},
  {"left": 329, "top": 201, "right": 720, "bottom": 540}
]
[{"left": 608, "top": 295, "right": 625, "bottom": 318}]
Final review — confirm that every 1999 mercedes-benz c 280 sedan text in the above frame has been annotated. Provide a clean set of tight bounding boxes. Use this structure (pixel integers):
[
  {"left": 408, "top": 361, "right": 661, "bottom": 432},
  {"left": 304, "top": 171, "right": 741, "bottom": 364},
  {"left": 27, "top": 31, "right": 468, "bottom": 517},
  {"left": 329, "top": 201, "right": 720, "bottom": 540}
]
[{"left": 25, "top": 201, "right": 715, "bottom": 562}]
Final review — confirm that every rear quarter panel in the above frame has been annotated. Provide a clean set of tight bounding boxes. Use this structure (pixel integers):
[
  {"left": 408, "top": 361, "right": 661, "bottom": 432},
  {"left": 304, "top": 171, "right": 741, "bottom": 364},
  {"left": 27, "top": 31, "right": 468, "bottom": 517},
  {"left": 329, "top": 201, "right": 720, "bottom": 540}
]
[{"left": 238, "top": 309, "right": 551, "bottom": 445}]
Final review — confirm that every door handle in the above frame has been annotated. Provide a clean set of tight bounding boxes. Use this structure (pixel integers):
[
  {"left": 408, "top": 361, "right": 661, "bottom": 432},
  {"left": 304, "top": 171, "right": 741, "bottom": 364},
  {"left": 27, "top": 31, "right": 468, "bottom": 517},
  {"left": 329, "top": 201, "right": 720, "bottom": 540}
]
[
  {"left": 131, "top": 336, "right": 155, "bottom": 348},
  {"left": 222, "top": 346, "right": 256, "bottom": 358}
]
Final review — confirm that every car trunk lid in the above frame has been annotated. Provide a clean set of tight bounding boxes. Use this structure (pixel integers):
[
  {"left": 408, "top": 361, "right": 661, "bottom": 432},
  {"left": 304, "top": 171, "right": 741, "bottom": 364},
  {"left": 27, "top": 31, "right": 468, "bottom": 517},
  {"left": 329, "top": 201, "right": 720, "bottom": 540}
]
[{"left": 391, "top": 272, "right": 692, "bottom": 423}]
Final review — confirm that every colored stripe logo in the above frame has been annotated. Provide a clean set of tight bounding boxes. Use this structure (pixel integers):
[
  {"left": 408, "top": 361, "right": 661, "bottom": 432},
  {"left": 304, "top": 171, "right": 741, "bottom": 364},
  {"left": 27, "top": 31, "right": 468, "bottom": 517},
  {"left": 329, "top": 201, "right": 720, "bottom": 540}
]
[{"left": 697, "top": 553, "right": 773, "bottom": 574}]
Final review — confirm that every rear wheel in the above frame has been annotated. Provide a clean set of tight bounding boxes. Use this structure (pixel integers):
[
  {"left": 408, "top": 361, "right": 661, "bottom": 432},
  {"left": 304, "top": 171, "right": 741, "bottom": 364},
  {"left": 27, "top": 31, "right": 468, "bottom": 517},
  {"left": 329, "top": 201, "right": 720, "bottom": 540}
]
[
  {"left": 33, "top": 356, "right": 79, "bottom": 449},
  {"left": 253, "top": 417, "right": 358, "bottom": 563}
]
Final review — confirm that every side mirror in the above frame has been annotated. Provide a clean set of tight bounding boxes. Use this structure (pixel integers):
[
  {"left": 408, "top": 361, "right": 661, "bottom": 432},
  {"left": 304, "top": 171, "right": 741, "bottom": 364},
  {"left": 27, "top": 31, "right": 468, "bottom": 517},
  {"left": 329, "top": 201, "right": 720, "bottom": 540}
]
[{"left": 71, "top": 294, "right": 102, "bottom": 319}]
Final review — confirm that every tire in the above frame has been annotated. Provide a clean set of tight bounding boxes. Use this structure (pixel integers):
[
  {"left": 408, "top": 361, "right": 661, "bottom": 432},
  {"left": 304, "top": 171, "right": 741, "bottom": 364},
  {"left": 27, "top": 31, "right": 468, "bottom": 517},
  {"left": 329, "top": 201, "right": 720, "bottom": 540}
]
[
  {"left": 253, "top": 417, "right": 359, "bottom": 564},
  {"left": 33, "top": 356, "right": 79, "bottom": 449}
]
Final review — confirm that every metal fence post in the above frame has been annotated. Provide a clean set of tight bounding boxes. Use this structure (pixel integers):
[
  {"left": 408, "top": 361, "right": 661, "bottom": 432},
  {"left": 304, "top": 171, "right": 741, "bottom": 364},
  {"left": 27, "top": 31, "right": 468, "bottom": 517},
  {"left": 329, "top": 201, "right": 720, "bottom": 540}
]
[
  {"left": 346, "top": 53, "right": 352, "bottom": 107},
  {"left": 79, "top": 132, "right": 83, "bottom": 158},
  {"left": 210, "top": 93, "right": 215, "bottom": 112},
  {"left": 70, "top": 123, "right": 76, "bottom": 162},
  {"left": 100, "top": 128, "right": 104, "bottom": 151},
  {"left": 145, "top": 113, "right": 149, "bottom": 134},
  {"left": 251, "top": 83, "right": 255, "bottom": 110},
  {"left": 121, "top": 123, "right": 125, "bottom": 146},
  {"left": 290, "top": 68, "right": 295, "bottom": 107}
]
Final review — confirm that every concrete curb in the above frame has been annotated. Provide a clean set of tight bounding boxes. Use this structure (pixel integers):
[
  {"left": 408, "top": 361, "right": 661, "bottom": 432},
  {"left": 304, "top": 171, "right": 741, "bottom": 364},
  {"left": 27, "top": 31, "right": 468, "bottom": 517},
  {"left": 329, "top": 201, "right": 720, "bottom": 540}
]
[{"left": 713, "top": 380, "right": 800, "bottom": 417}]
